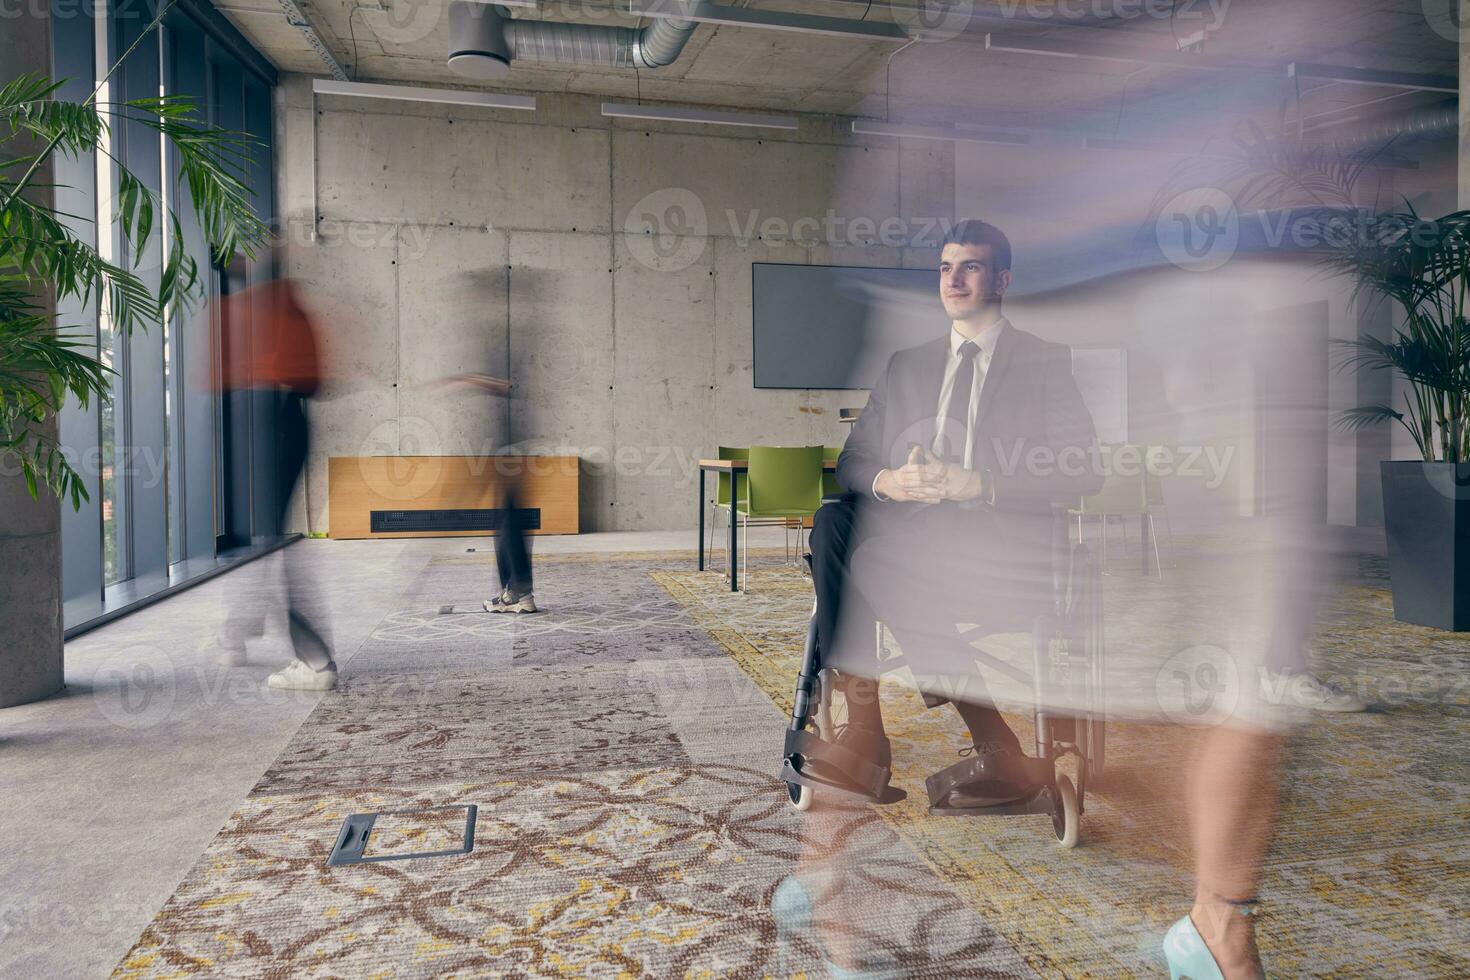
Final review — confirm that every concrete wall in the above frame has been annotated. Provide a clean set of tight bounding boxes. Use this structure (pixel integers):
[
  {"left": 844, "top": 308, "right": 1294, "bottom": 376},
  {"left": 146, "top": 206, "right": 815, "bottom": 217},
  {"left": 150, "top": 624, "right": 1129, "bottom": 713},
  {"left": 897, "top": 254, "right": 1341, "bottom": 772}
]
[{"left": 274, "top": 75, "right": 955, "bottom": 533}]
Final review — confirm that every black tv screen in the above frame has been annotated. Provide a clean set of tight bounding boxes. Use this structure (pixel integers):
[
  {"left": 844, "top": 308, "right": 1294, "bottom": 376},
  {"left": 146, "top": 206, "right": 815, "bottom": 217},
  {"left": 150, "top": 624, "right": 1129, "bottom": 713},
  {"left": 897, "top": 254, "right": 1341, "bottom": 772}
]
[{"left": 752, "top": 262, "right": 945, "bottom": 390}]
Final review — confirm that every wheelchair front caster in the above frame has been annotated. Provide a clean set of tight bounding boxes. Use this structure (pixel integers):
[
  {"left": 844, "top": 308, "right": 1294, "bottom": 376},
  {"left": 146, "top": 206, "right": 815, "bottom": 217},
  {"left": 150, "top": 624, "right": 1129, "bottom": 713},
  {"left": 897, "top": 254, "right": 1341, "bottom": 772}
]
[
  {"left": 1052, "top": 774, "right": 1079, "bottom": 849},
  {"left": 786, "top": 781, "right": 814, "bottom": 811}
]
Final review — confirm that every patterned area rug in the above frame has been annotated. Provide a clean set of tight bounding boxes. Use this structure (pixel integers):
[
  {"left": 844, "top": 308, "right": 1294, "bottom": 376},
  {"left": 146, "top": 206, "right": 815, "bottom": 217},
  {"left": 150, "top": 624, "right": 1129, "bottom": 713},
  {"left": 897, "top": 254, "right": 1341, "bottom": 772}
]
[
  {"left": 112, "top": 551, "right": 1035, "bottom": 978},
  {"left": 111, "top": 547, "right": 1469, "bottom": 978},
  {"left": 651, "top": 546, "right": 1470, "bottom": 979}
]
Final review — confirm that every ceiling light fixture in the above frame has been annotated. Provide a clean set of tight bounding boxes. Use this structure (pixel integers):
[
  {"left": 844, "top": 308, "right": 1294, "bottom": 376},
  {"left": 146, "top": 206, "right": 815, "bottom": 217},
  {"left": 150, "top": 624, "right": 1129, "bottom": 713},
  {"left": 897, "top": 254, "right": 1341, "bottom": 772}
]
[
  {"left": 628, "top": 0, "right": 908, "bottom": 41},
  {"left": 984, "top": 33, "right": 1238, "bottom": 72},
  {"left": 1287, "top": 63, "right": 1457, "bottom": 94},
  {"left": 312, "top": 79, "right": 536, "bottom": 110},
  {"left": 850, "top": 120, "right": 1030, "bottom": 146},
  {"left": 600, "top": 102, "right": 799, "bottom": 130}
]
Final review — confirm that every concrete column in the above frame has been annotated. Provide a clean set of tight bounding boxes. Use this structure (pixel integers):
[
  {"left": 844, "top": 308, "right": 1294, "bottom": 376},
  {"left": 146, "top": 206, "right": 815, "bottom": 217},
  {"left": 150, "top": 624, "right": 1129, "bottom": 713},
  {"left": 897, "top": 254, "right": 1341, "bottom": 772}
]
[
  {"left": 1461, "top": 1, "right": 1470, "bottom": 209},
  {"left": 0, "top": 8, "right": 65, "bottom": 708}
]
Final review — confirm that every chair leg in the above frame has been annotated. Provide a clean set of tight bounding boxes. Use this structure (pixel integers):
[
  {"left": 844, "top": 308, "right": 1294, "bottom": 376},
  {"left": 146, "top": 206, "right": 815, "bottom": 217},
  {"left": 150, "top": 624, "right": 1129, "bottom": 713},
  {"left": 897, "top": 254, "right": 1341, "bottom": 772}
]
[
  {"left": 1158, "top": 505, "right": 1176, "bottom": 563},
  {"left": 1148, "top": 513, "right": 1164, "bottom": 579},
  {"left": 741, "top": 513, "right": 749, "bottom": 594},
  {"left": 709, "top": 504, "right": 720, "bottom": 574}
]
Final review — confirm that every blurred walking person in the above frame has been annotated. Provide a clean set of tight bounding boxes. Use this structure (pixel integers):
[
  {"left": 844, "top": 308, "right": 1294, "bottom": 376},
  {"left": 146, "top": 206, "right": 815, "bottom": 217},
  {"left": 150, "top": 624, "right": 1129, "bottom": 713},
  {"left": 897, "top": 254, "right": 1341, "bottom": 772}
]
[
  {"left": 441, "top": 372, "right": 538, "bottom": 614},
  {"left": 210, "top": 249, "right": 337, "bottom": 691}
]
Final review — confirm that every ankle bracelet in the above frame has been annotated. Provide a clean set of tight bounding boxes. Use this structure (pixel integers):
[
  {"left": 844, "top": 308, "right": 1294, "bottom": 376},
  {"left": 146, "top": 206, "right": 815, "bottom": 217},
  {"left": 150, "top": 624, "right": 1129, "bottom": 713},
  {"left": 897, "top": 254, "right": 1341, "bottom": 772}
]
[{"left": 1225, "top": 897, "right": 1260, "bottom": 918}]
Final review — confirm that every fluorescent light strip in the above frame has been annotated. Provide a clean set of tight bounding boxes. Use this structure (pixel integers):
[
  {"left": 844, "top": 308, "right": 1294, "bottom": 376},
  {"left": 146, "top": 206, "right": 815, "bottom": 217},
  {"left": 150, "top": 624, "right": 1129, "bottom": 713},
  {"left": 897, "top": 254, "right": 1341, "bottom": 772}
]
[
  {"left": 1288, "top": 62, "right": 1457, "bottom": 94},
  {"left": 629, "top": 0, "right": 908, "bottom": 41},
  {"left": 312, "top": 79, "right": 537, "bottom": 110},
  {"left": 1082, "top": 135, "right": 1419, "bottom": 170},
  {"left": 851, "top": 120, "right": 1030, "bottom": 146},
  {"left": 601, "top": 102, "right": 798, "bottom": 130},
  {"left": 985, "top": 33, "right": 1240, "bottom": 72},
  {"left": 1082, "top": 135, "right": 1226, "bottom": 157}
]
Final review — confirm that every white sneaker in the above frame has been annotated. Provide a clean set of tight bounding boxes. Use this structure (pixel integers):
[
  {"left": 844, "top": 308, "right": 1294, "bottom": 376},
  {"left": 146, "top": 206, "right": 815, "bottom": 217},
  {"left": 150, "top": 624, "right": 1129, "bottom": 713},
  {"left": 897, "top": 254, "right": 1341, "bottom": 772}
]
[
  {"left": 267, "top": 659, "right": 338, "bottom": 691},
  {"left": 484, "top": 590, "right": 537, "bottom": 614},
  {"left": 1267, "top": 671, "right": 1368, "bottom": 712}
]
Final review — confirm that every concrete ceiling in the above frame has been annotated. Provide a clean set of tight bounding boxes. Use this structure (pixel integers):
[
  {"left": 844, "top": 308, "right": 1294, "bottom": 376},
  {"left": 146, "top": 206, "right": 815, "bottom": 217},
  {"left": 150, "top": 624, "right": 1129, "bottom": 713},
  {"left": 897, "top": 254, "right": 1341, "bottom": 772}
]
[{"left": 213, "top": 0, "right": 1459, "bottom": 138}]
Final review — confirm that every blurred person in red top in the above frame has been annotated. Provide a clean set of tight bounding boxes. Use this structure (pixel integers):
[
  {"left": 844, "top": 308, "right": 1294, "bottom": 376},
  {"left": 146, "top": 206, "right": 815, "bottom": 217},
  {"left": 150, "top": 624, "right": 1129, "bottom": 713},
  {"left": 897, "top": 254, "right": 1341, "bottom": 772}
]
[{"left": 209, "top": 248, "right": 337, "bottom": 691}]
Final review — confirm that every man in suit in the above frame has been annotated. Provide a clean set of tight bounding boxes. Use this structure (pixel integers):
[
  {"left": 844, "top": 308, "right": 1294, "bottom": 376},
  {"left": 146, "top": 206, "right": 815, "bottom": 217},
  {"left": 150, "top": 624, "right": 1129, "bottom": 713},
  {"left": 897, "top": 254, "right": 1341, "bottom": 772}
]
[{"left": 808, "top": 218, "right": 1102, "bottom": 802}]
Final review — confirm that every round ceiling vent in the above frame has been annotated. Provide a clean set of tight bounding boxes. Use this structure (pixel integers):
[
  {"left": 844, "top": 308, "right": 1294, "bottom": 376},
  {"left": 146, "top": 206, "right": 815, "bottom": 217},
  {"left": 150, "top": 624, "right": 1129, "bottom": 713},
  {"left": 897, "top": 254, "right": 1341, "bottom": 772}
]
[{"left": 449, "top": 1, "right": 512, "bottom": 80}]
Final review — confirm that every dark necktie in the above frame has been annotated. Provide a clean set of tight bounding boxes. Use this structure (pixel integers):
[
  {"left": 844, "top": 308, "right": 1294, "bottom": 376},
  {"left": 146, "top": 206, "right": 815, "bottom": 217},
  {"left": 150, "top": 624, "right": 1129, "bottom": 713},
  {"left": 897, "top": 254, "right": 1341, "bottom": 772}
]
[{"left": 941, "top": 340, "right": 980, "bottom": 462}]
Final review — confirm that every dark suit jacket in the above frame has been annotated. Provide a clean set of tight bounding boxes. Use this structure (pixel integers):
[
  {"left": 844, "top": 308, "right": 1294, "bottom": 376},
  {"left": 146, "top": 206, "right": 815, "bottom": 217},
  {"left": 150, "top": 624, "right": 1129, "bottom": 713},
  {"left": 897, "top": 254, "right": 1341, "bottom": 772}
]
[{"left": 836, "top": 322, "right": 1104, "bottom": 595}]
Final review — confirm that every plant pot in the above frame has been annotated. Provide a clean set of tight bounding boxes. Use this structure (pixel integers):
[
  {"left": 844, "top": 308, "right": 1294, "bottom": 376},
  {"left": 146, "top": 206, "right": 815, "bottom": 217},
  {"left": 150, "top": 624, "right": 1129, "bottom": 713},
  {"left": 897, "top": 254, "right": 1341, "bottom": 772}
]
[{"left": 1380, "top": 460, "right": 1470, "bottom": 631}]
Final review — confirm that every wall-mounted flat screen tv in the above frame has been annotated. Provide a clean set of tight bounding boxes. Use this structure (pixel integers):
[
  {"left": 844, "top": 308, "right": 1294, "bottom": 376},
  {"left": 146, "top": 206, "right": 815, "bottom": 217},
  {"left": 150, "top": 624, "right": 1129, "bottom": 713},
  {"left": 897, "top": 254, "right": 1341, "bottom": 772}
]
[{"left": 752, "top": 262, "right": 945, "bottom": 390}]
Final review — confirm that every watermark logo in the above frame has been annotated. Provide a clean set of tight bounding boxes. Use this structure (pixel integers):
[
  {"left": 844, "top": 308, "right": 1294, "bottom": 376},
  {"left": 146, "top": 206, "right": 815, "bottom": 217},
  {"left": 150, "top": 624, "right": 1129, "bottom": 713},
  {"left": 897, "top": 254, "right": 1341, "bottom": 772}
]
[
  {"left": 93, "top": 645, "right": 176, "bottom": 730},
  {"left": 1155, "top": 644, "right": 1239, "bottom": 725},
  {"left": 726, "top": 210, "right": 956, "bottom": 249},
  {"left": 1157, "top": 187, "right": 1239, "bottom": 272},
  {"left": 624, "top": 188, "right": 708, "bottom": 272},
  {"left": 1421, "top": 0, "right": 1465, "bottom": 42},
  {"left": 992, "top": 0, "right": 1232, "bottom": 32},
  {"left": 360, "top": 0, "right": 446, "bottom": 46},
  {"left": 526, "top": 325, "right": 593, "bottom": 385},
  {"left": 1416, "top": 461, "right": 1470, "bottom": 503},
  {"left": 357, "top": 416, "right": 447, "bottom": 501},
  {"left": 893, "top": 0, "right": 976, "bottom": 42}
]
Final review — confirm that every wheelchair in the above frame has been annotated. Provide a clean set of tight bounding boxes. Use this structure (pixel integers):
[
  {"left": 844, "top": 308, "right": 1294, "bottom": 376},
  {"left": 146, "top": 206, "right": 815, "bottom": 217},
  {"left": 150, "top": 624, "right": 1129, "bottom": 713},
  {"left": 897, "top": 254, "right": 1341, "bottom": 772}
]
[{"left": 779, "top": 512, "right": 1105, "bottom": 848}]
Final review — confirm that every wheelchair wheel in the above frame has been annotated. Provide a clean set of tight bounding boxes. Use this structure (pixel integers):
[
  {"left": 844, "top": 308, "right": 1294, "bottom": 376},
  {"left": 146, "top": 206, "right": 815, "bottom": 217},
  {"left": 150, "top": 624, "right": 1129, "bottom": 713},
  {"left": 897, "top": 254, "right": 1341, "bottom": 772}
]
[
  {"left": 1052, "top": 774, "right": 1079, "bottom": 849},
  {"left": 787, "top": 780, "right": 814, "bottom": 811}
]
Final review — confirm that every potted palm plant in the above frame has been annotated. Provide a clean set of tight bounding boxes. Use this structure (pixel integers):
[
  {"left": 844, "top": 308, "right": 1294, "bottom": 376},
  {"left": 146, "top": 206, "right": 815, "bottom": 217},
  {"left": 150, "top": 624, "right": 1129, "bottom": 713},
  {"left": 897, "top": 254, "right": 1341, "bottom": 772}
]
[
  {"left": 1329, "top": 205, "right": 1470, "bottom": 630},
  {"left": 2, "top": 1, "right": 268, "bottom": 508}
]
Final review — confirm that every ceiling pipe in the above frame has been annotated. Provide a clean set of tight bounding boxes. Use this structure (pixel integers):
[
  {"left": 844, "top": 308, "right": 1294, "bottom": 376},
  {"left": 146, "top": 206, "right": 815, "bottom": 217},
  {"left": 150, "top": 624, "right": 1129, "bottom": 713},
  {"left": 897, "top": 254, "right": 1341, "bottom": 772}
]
[
  {"left": 1319, "top": 103, "right": 1459, "bottom": 151},
  {"left": 449, "top": 2, "right": 699, "bottom": 79}
]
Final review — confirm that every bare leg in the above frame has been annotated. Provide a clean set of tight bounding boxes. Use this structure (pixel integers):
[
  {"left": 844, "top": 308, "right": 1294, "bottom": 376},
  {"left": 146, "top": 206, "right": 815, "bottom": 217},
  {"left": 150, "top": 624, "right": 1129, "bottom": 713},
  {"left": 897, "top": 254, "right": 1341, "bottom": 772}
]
[{"left": 1189, "top": 725, "right": 1284, "bottom": 980}]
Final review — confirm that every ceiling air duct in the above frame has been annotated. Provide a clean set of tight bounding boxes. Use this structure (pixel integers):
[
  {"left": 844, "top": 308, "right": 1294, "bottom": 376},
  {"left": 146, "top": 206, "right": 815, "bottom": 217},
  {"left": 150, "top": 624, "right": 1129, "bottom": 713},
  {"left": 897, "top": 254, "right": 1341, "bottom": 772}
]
[
  {"left": 449, "top": 2, "right": 513, "bottom": 80},
  {"left": 448, "top": 1, "right": 698, "bottom": 77}
]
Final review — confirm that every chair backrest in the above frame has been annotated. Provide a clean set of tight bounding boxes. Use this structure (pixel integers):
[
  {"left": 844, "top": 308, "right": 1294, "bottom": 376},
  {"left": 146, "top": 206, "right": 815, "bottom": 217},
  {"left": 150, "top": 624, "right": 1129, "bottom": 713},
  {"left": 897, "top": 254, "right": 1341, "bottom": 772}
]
[
  {"left": 715, "top": 446, "right": 748, "bottom": 507},
  {"left": 1144, "top": 445, "right": 1167, "bottom": 507},
  {"left": 1076, "top": 468, "right": 1147, "bottom": 515},
  {"left": 746, "top": 445, "right": 825, "bottom": 517},
  {"left": 822, "top": 445, "right": 842, "bottom": 498}
]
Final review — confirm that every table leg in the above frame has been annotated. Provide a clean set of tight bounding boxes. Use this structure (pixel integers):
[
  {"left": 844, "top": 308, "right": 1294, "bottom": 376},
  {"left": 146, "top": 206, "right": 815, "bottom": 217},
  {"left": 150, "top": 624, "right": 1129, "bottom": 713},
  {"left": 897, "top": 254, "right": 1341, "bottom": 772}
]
[
  {"left": 729, "top": 471, "right": 740, "bottom": 592},
  {"left": 697, "top": 468, "right": 706, "bottom": 571}
]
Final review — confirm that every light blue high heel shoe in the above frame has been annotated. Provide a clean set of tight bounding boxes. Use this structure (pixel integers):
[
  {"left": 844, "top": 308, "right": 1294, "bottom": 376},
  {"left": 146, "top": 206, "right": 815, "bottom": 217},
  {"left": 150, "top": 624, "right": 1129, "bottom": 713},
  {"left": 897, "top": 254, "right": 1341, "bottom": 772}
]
[
  {"left": 1162, "top": 914, "right": 1225, "bottom": 980},
  {"left": 772, "top": 876, "right": 902, "bottom": 979}
]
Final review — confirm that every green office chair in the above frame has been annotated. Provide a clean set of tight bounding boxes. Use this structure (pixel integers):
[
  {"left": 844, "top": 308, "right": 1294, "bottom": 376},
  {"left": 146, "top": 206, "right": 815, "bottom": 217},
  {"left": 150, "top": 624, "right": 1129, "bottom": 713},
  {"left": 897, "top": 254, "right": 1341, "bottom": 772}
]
[
  {"left": 735, "top": 446, "right": 825, "bottom": 593},
  {"left": 821, "top": 446, "right": 842, "bottom": 501},
  {"left": 1069, "top": 466, "right": 1158, "bottom": 576},
  {"left": 705, "top": 449, "right": 799, "bottom": 578}
]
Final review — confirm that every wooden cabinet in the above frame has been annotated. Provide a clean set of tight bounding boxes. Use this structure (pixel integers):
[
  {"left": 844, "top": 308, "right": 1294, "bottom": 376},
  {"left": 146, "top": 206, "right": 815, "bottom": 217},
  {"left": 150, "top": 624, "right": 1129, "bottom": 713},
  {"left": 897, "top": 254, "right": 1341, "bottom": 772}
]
[{"left": 327, "top": 456, "right": 579, "bottom": 539}]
